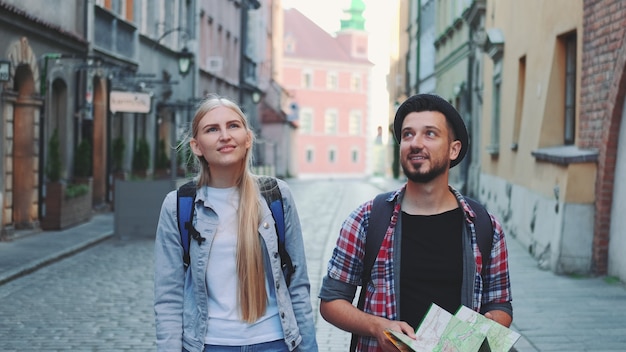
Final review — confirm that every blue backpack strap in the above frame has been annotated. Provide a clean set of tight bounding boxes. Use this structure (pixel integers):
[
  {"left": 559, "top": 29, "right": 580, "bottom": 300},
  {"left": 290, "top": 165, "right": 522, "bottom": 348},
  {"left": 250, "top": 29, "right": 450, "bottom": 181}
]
[
  {"left": 177, "top": 181, "right": 197, "bottom": 269},
  {"left": 257, "top": 176, "right": 294, "bottom": 286}
]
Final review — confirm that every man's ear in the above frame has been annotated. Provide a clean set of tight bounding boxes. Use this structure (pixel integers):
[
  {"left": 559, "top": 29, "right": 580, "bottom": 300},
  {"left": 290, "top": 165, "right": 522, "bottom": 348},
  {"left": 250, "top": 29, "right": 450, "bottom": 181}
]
[{"left": 449, "top": 140, "right": 462, "bottom": 161}]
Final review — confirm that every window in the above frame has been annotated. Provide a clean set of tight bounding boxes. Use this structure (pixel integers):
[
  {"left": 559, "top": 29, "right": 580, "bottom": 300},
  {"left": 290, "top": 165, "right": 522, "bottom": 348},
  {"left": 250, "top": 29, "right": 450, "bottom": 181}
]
[
  {"left": 349, "top": 110, "right": 362, "bottom": 136},
  {"left": 306, "top": 147, "right": 314, "bottom": 163},
  {"left": 351, "top": 148, "right": 359, "bottom": 163},
  {"left": 488, "top": 62, "right": 502, "bottom": 156},
  {"left": 512, "top": 55, "right": 526, "bottom": 151},
  {"left": 302, "top": 71, "right": 312, "bottom": 89},
  {"left": 328, "top": 148, "right": 336, "bottom": 163},
  {"left": 484, "top": 28, "right": 504, "bottom": 156},
  {"left": 285, "top": 36, "right": 295, "bottom": 54},
  {"left": 564, "top": 33, "right": 577, "bottom": 145},
  {"left": 299, "top": 108, "right": 313, "bottom": 134},
  {"left": 324, "top": 109, "right": 338, "bottom": 135},
  {"left": 140, "top": 0, "right": 148, "bottom": 33},
  {"left": 351, "top": 74, "right": 361, "bottom": 92},
  {"left": 158, "top": 0, "right": 166, "bottom": 39},
  {"left": 327, "top": 72, "right": 338, "bottom": 90}
]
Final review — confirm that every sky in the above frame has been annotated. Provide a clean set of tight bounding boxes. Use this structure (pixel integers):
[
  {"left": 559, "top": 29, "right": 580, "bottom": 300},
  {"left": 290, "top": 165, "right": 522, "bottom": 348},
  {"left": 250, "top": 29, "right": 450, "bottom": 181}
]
[{"left": 281, "top": 0, "right": 398, "bottom": 143}]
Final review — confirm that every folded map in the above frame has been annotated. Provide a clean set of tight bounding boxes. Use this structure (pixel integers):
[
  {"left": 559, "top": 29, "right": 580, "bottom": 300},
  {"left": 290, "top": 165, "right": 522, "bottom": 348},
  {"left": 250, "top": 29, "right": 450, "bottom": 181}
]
[{"left": 384, "top": 303, "right": 521, "bottom": 352}]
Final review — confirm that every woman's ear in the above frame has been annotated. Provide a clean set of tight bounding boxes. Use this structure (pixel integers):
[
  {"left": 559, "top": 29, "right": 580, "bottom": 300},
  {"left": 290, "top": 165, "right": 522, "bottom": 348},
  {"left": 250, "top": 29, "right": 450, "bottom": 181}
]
[
  {"left": 245, "top": 130, "right": 253, "bottom": 149},
  {"left": 190, "top": 138, "right": 203, "bottom": 157}
]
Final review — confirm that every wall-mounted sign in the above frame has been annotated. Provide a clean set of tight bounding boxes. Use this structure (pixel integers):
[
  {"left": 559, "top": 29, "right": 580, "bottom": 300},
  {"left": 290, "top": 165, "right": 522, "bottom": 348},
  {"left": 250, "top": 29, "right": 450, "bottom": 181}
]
[
  {"left": 110, "top": 90, "right": 151, "bottom": 113},
  {"left": 0, "top": 60, "right": 11, "bottom": 82}
]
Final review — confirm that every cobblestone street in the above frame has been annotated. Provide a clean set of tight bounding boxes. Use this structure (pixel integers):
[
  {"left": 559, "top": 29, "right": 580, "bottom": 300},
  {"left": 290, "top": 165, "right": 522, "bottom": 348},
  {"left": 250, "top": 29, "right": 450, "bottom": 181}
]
[
  {"left": 2, "top": 177, "right": 626, "bottom": 351},
  {"left": 0, "top": 237, "right": 156, "bottom": 351},
  {"left": 0, "top": 178, "right": 392, "bottom": 351}
]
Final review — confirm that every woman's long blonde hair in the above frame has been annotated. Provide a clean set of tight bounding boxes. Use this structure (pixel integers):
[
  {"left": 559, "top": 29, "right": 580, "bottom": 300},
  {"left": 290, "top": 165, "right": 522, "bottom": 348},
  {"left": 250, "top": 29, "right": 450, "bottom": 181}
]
[{"left": 186, "top": 95, "right": 267, "bottom": 322}]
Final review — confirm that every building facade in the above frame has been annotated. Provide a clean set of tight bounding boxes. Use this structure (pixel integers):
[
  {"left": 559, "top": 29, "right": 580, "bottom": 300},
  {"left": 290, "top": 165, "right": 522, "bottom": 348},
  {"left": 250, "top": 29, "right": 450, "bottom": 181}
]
[
  {"left": 387, "top": 0, "right": 409, "bottom": 179},
  {"left": 478, "top": 0, "right": 593, "bottom": 275},
  {"left": 432, "top": 0, "right": 473, "bottom": 191},
  {"left": 0, "top": 0, "right": 89, "bottom": 234},
  {"left": 282, "top": 3, "right": 372, "bottom": 178},
  {"left": 579, "top": 0, "right": 626, "bottom": 281},
  {"left": 394, "top": 0, "right": 626, "bottom": 280},
  {"left": 0, "top": 0, "right": 281, "bottom": 237}
]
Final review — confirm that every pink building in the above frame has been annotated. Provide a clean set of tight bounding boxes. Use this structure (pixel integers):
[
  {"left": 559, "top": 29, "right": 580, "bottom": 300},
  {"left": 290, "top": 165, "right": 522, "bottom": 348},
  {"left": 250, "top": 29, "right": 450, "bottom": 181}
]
[{"left": 282, "top": 3, "right": 372, "bottom": 178}]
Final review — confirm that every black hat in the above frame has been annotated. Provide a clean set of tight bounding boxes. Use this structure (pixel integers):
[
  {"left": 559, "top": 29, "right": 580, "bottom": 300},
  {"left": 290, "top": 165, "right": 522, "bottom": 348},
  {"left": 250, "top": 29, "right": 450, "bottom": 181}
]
[{"left": 393, "top": 93, "right": 469, "bottom": 168}]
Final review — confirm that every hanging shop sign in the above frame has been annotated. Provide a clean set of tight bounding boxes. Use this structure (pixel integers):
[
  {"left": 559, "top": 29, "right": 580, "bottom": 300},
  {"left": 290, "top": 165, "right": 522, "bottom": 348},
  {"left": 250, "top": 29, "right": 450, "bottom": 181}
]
[{"left": 110, "top": 90, "right": 152, "bottom": 113}]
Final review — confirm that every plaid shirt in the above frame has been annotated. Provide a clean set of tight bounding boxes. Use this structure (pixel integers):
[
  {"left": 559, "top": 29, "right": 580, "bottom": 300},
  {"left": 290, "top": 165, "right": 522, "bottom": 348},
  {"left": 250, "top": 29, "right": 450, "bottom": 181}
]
[{"left": 324, "top": 185, "right": 512, "bottom": 352}]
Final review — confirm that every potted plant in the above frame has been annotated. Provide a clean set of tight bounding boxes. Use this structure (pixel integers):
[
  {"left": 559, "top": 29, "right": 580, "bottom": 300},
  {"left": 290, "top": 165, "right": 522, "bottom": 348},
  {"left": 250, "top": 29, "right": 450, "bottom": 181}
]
[
  {"left": 112, "top": 136, "right": 126, "bottom": 177},
  {"left": 73, "top": 138, "right": 92, "bottom": 181},
  {"left": 132, "top": 138, "right": 150, "bottom": 178},
  {"left": 41, "top": 132, "right": 93, "bottom": 230},
  {"left": 154, "top": 139, "right": 170, "bottom": 179},
  {"left": 46, "top": 128, "right": 62, "bottom": 183}
]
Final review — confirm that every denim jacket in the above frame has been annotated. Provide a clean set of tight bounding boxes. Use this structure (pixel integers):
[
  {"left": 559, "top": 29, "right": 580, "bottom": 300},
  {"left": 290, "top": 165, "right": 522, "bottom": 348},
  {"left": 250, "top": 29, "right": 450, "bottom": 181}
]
[{"left": 155, "top": 179, "right": 318, "bottom": 352}]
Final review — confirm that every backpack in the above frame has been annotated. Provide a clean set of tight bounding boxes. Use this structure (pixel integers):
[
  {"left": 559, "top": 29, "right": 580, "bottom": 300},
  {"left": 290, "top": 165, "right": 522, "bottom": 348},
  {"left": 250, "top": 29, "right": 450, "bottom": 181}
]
[
  {"left": 350, "top": 192, "right": 494, "bottom": 351},
  {"left": 176, "top": 176, "right": 295, "bottom": 286}
]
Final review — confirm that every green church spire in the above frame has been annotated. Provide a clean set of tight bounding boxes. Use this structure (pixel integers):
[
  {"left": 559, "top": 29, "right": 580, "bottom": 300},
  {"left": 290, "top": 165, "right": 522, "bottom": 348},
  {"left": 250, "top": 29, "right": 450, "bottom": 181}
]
[{"left": 340, "top": 0, "right": 366, "bottom": 31}]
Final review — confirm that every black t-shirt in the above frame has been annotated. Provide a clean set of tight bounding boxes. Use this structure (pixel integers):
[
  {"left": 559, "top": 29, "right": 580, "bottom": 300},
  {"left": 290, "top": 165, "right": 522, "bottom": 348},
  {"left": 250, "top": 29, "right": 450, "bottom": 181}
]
[{"left": 399, "top": 207, "right": 464, "bottom": 328}]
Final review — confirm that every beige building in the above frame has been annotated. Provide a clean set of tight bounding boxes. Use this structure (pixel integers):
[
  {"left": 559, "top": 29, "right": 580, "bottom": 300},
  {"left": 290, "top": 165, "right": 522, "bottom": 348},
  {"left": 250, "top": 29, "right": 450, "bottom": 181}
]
[
  {"left": 479, "top": 0, "right": 594, "bottom": 274},
  {"left": 433, "top": 0, "right": 474, "bottom": 191},
  {"left": 392, "top": 0, "right": 621, "bottom": 278},
  {"left": 387, "top": 0, "right": 408, "bottom": 179}
]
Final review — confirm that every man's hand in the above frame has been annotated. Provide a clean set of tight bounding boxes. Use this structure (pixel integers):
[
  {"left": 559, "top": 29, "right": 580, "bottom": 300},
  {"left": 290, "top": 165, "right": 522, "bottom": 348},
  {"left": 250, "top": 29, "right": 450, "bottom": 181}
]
[
  {"left": 320, "top": 299, "right": 415, "bottom": 351},
  {"left": 376, "top": 320, "right": 415, "bottom": 352},
  {"left": 484, "top": 309, "right": 512, "bottom": 327}
]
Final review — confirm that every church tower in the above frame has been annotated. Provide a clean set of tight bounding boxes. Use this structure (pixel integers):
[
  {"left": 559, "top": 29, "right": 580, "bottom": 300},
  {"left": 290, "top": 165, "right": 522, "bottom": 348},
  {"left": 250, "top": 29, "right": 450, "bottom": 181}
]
[{"left": 336, "top": 0, "right": 369, "bottom": 60}]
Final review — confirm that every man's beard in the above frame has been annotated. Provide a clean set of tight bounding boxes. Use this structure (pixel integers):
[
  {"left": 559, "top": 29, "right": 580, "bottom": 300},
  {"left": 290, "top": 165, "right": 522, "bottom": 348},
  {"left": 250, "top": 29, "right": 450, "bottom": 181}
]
[{"left": 401, "top": 155, "right": 449, "bottom": 184}]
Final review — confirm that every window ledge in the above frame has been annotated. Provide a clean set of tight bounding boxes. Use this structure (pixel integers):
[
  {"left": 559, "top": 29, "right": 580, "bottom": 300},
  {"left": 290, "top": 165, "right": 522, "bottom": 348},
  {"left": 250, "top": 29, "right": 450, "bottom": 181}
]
[
  {"left": 531, "top": 145, "right": 598, "bottom": 165},
  {"left": 486, "top": 144, "right": 499, "bottom": 156}
]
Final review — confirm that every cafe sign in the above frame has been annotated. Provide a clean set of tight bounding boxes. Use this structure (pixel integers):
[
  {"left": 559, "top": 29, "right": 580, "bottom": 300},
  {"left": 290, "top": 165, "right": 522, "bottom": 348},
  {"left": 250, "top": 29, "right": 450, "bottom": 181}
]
[{"left": 110, "top": 90, "right": 151, "bottom": 113}]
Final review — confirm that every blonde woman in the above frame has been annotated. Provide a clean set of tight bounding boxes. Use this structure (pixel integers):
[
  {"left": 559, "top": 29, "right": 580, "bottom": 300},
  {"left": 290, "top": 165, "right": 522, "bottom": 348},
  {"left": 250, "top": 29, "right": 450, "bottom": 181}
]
[{"left": 154, "top": 95, "right": 318, "bottom": 352}]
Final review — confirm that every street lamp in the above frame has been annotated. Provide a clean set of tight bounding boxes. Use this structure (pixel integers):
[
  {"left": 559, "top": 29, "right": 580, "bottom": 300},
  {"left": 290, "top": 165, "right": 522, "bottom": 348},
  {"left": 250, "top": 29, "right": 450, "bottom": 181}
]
[
  {"left": 252, "top": 90, "right": 261, "bottom": 104},
  {"left": 178, "top": 46, "right": 193, "bottom": 76},
  {"left": 152, "top": 27, "right": 193, "bottom": 76}
]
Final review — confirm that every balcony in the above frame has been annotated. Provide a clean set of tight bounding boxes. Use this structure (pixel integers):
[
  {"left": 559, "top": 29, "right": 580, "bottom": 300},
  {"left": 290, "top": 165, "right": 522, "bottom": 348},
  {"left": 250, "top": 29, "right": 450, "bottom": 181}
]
[{"left": 94, "top": 6, "right": 137, "bottom": 61}]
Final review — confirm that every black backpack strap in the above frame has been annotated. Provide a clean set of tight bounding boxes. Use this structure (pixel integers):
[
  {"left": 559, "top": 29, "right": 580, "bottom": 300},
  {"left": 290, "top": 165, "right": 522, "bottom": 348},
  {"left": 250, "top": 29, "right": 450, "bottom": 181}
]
[
  {"left": 465, "top": 197, "right": 494, "bottom": 277},
  {"left": 177, "top": 181, "right": 197, "bottom": 269},
  {"left": 360, "top": 191, "right": 395, "bottom": 302},
  {"left": 351, "top": 191, "right": 394, "bottom": 352},
  {"left": 258, "top": 176, "right": 294, "bottom": 287}
]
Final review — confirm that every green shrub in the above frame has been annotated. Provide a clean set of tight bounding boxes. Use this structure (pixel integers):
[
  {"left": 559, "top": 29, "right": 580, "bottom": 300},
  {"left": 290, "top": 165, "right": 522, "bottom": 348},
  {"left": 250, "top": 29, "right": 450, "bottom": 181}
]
[
  {"left": 46, "top": 128, "right": 62, "bottom": 182},
  {"left": 156, "top": 139, "right": 170, "bottom": 170},
  {"left": 74, "top": 139, "right": 92, "bottom": 178},
  {"left": 132, "top": 138, "right": 150, "bottom": 174},
  {"left": 65, "top": 183, "right": 89, "bottom": 199},
  {"left": 112, "top": 137, "right": 125, "bottom": 172}
]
